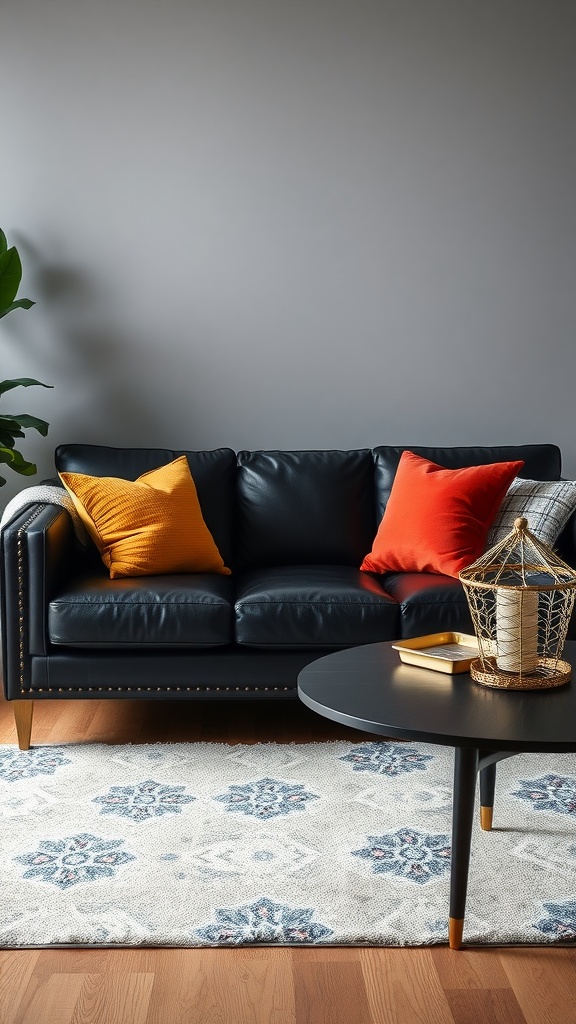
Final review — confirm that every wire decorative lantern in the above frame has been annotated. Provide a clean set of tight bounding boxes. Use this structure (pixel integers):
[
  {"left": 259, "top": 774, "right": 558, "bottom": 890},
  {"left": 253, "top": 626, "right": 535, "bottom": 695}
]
[{"left": 459, "top": 517, "right": 576, "bottom": 690}]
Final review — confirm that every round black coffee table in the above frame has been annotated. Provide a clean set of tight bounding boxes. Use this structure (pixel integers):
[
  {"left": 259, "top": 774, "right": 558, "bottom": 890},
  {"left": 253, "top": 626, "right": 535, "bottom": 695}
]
[{"left": 297, "top": 640, "right": 576, "bottom": 949}]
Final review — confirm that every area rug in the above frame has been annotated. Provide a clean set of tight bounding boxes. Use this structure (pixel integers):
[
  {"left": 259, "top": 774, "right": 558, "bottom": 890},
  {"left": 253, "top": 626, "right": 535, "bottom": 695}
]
[{"left": 1, "top": 740, "right": 576, "bottom": 948}]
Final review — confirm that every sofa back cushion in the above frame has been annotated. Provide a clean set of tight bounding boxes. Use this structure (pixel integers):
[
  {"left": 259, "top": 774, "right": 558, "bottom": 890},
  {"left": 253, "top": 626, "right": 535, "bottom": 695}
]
[
  {"left": 236, "top": 450, "right": 376, "bottom": 569},
  {"left": 55, "top": 445, "right": 237, "bottom": 569},
  {"left": 372, "top": 444, "right": 563, "bottom": 522}
]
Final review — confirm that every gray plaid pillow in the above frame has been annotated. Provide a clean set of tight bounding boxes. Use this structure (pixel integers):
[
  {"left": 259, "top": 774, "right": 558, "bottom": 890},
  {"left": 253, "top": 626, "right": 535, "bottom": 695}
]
[{"left": 487, "top": 478, "right": 576, "bottom": 549}]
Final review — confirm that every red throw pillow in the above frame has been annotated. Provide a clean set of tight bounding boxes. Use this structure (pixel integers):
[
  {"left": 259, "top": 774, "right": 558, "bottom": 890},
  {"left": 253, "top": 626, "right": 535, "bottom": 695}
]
[{"left": 360, "top": 451, "right": 524, "bottom": 578}]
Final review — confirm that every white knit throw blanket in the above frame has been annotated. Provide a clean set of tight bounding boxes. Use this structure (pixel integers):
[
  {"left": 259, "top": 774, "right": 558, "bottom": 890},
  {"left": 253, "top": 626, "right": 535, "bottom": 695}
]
[{"left": 0, "top": 485, "right": 89, "bottom": 544}]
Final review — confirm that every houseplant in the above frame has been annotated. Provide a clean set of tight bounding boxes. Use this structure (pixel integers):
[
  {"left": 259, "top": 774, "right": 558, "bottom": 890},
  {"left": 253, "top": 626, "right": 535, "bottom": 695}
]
[{"left": 0, "top": 229, "right": 52, "bottom": 486}]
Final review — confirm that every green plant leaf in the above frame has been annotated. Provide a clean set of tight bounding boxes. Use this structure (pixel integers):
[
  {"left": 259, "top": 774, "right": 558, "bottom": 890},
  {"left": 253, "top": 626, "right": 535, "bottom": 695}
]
[
  {"left": 0, "top": 234, "right": 46, "bottom": 484},
  {"left": 0, "top": 446, "right": 37, "bottom": 476},
  {"left": 0, "top": 413, "right": 50, "bottom": 436},
  {"left": 0, "top": 425, "right": 25, "bottom": 446},
  {"left": 0, "top": 378, "right": 53, "bottom": 396},
  {"left": 0, "top": 298, "right": 35, "bottom": 319},
  {"left": 0, "top": 247, "right": 23, "bottom": 310}
]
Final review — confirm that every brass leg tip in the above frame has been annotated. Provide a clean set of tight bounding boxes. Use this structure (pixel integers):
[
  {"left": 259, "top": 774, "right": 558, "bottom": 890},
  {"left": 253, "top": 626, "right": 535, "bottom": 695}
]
[
  {"left": 480, "top": 806, "right": 493, "bottom": 831},
  {"left": 449, "top": 918, "right": 464, "bottom": 950}
]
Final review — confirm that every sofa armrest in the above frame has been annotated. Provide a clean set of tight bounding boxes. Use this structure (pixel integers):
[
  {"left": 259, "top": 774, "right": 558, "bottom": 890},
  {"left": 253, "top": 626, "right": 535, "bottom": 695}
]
[{"left": 1, "top": 502, "right": 77, "bottom": 698}]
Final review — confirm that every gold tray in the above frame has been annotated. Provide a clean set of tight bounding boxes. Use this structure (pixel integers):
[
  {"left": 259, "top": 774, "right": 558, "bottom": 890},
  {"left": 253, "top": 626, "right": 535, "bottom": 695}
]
[{"left": 391, "top": 632, "right": 480, "bottom": 674}]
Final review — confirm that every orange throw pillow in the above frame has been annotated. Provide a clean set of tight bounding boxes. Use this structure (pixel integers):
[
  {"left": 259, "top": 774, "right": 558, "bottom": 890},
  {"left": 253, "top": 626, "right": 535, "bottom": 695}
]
[
  {"left": 360, "top": 451, "right": 523, "bottom": 578},
  {"left": 59, "top": 456, "right": 231, "bottom": 579}
]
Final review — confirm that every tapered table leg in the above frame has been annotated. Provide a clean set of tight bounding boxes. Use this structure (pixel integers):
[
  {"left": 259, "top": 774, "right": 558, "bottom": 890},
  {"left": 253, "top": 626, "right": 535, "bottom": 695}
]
[
  {"left": 449, "top": 746, "right": 479, "bottom": 949},
  {"left": 479, "top": 761, "right": 497, "bottom": 831},
  {"left": 13, "top": 700, "right": 34, "bottom": 750}
]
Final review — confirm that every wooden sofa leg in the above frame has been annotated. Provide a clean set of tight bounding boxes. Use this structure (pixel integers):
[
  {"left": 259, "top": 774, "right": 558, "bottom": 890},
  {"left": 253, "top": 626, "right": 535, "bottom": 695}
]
[{"left": 13, "top": 700, "right": 34, "bottom": 750}]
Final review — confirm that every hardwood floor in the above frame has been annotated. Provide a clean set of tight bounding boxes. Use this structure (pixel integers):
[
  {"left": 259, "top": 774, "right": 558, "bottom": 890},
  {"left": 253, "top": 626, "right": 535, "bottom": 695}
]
[{"left": 1, "top": 693, "right": 575, "bottom": 1024}]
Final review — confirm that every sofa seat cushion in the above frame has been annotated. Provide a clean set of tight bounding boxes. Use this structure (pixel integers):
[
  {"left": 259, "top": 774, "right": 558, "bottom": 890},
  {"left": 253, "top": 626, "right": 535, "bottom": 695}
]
[
  {"left": 49, "top": 573, "right": 235, "bottom": 648},
  {"left": 382, "top": 572, "right": 473, "bottom": 639},
  {"left": 234, "top": 565, "right": 399, "bottom": 648}
]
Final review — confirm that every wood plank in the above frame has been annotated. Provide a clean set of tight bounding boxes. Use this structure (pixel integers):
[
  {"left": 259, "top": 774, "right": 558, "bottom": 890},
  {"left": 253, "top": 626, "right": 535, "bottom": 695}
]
[
  {"left": 43, "top": 700, "right": 101, "bottom": 746},
  {"left": 67, "top": 699, "right": 151, "bottom": 747},
  {"left": 292, "top": 955, "right": 371, "bottom": 1024},
  {"left": 148, "top": 948, "right": 295, "bottom": 1024},
  {"left": 70, "top": 971, "right": 154, "bottom": 1024},
  {"left": 13, "top": 972, "right": 85, "bottom": 1024},
  {"left": 0, "top": 951, "right": 39, "bottom": 1024},
  {"left": 21, "top": 699, "right": 66, "bottom": 746},
  {"left": 500, "top": 948, "right": 576, "bottom": 1024},
  {"left": 360, "top": 948, "right": 455, "bottom": 1024},
  {"left": 443, "top": 988, "right": 525, "bottom": 1024},
  {"left": 430, "top": 945, "right": 512, "bottom": 989},
  {"left": 5, "top": 949, "right": 131, "bottom": 977}
]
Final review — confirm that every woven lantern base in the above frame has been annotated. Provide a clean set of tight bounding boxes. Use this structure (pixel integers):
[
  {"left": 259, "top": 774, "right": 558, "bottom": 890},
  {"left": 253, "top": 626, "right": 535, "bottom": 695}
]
[{"left": 470, "top": 657, "right": 571, "bottom": 691}]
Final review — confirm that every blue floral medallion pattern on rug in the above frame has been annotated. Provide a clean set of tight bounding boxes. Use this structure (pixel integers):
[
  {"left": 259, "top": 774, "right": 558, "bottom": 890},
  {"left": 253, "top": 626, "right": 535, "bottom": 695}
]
[
  {"left": 353, "top": 828, "right": 451, "bottom": 885},
  {"left": 339, "top": 742, "right": 433, "bottom": 776},
  {"left": 512, "top": 774, "right": 576, "bottom": 816},
  {"left": 0, "top": 747, "right": 72, "bottom": 783},
  {"left": 93, "top": 780, "right": 195, "bottom": 822},
  {"left": 534, "top": 899, "right": 576, "bottom": 940},
  {"left": 6, "top": 740, "right": 576, "bottom": 947},
  {"left": 196, "top": 897, "right": 333, "bottom": 944},
  {"left": 15, "top": 833, "right": 135, "bottom": 889},
  {"left": 214, "top": 777, "right": 319, "bottom": 819}
]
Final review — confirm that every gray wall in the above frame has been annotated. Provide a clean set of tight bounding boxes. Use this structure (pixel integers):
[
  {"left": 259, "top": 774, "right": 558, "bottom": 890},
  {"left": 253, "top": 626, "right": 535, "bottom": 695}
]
[{"left": 1, "top": 0, "right": 575, "bottom": 503}]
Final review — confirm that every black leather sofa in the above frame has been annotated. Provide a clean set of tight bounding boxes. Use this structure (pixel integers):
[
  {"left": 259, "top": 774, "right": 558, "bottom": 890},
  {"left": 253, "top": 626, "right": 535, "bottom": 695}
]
[{"left": 2, "top": 442, "right": 575, "bottom": 749}]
